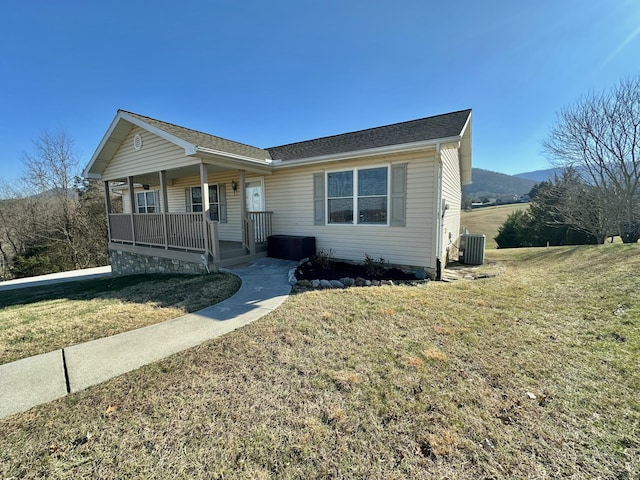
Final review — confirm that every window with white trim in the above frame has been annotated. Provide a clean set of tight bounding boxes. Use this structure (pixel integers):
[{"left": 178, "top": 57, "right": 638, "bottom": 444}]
[
  {"left": 136, "top": 191, "right": 157, "bottom": 213},
  {"left": 327, "top": 166, "right": 388, "bottom": 225},
  {"left": 187, "top": 185, "right": 220, "bottom": 221}
]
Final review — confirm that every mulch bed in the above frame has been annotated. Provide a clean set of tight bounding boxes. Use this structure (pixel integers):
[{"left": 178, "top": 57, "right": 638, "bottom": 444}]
[{"left": 295, "top": 259, "right": 418, "bottom": 282}]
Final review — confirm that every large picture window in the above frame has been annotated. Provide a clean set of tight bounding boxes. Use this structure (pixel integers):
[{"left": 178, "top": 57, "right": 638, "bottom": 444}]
[
  {"left": 327, "top": 166, "right": 388, "bottom": 225},
  {"left": 136, "top": 191, "right": 157, "bottom": 213},
  {"left": 188, "top": 185, "right": 220, "bottom": 221}
]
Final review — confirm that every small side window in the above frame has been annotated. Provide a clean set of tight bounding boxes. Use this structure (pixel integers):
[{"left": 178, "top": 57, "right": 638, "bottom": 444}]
[{"left": 136, "top": 191, "right": 157, "bottom": 213}]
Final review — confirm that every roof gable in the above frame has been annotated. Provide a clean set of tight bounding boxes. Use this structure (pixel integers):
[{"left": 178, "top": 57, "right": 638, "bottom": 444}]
[
  {"left": 266, "top": 109, "right": 472, "bottom": 161},
  {"left": 121, "top": 111, "right": 271, "bottom": 161},
  {"left": 83, "top": 110, "right": 271, "bottom": 178}
]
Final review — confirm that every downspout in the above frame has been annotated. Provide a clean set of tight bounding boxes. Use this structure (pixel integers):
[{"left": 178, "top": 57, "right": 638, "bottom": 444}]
[{"left": 435, "top": 144, "right": 444, "bottom": 281}]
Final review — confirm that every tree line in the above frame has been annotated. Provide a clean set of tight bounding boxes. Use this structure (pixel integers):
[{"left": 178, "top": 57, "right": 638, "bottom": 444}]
[
  {"left": 496, "top": 76, "right": 640, "bottom": 248},
  {"left": 0, "top": 130, "right": 114, "bottom": 280}
]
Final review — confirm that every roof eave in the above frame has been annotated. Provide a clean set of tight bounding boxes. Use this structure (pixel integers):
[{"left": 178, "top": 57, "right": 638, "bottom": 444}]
[
  {"left": 458, "top": 111, "right": 473, "bottom": 185},
  {"left": 196, "top": 146, "right": 270, "bottom": 165},
  {"left": 82, "top": 111, "right": 127, "bottom": 179},
  {"left": 195, "top": 147, "right": 273, "bottom": 173},
  {"left": 271, "top": 135, "right": 463, "bottom": 168}
]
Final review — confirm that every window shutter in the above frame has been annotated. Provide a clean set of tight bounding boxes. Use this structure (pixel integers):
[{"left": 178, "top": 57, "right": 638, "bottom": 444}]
[
  {"left": 218, "top": 184, "right": 227, "bottom": 223},
  {"left": 313, "top": 173, "right": 325, "bottom": 225},
  {"left": 185, "top": 188, "right": 192, "bottom": 213},
  {"left": 390, "top": 164, "right": 407, "bottom": 227}
]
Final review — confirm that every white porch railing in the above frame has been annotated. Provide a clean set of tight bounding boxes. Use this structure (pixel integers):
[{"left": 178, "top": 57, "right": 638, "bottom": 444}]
[
  {"left": 109, "top": 212, "right": 211, "bottom": 254},
  {"left": 243, "top": 211, "right": 273, "bottom": 254},
  {"left": 247, "top": 211, "right": 273, "bottom": 243},
  {"left": 133, "top": 213, "right": 165, "bottom": 247},
  {"left": 109, "top": 213, "right": 133, "bottom": 242},
  {"left": 109, "top": 211, "right": 272, "bottom": 259},
  {"left": 165, "top": 213, "right": 206, "bottom": 250}
]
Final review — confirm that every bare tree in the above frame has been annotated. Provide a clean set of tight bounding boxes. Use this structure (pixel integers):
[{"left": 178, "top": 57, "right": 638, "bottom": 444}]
[
  {"left": 20, "top": 130, "right": 83, "bottom": 268},
  {"left": 0, "top": 182, "right": 32, "bottom": 279},
  {"left": 18, "top": 130, "right": 109, "bottom": 273},
  {"left": 0, "top": 131, "right": 109, "bottom": 278},
  {"left": 542, "top": 76, "right": 640, "bottom": 242},
  {"left": 531, "top": 169, "right": 614, "bottom": 244}
]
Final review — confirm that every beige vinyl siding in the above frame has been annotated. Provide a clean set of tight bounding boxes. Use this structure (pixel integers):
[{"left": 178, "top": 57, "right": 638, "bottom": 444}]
[
  {"left": 120, "top": 171, "right": 247, "bottom": 242},
  {"left": 267, "top": 152, "right": 437, "bottom": 269},
  {"left": 102, "top": 126, "right": 198, "bottom": 181},
  {"left": 440, "top": 146, "right": 462, "bottom": 260},
  {"left": 167, "top": 172, "right": 245, "bottom": 242}
]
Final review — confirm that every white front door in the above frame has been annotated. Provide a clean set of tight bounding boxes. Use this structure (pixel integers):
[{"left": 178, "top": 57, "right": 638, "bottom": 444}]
[{"left": 245, "top": 179, "right": 264, "bottom": 212}]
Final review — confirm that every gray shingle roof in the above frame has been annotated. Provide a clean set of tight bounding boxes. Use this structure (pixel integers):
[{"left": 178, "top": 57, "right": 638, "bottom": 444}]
[
  {"left": 120, "top": 108, "right": 471, "bottom": 163},
  {"left": 120, "top": 110, "right": 271, "bottom": 161},
  {"left": 266, "top": 109, "right": 471, "bottom": 161}
]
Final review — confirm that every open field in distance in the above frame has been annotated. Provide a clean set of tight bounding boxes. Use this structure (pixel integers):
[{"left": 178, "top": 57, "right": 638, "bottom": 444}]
[{"left": 461, "top": 204, "right": 529, "bottom": 249}]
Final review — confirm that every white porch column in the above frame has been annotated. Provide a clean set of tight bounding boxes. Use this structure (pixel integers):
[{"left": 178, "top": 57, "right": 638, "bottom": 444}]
[
  {"left": 200, "top": 163, "right": 210, "bottom": 255},
  {"left": 239, "top": 169, "right": 246, "bottom": 247},
  {"left": 159, "top": 170, "right": 169, "bottom": 249},
  {"left": 103, "top": 181, "right": 112, "bottom": 242},
  {"left": 127, "top": 176, "right": 136, "bottom": 245}
]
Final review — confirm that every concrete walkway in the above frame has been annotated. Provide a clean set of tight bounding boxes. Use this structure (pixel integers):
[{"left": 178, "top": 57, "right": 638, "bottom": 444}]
[{"left": 0, "top": 258, "right": 297, "bottom": 418}]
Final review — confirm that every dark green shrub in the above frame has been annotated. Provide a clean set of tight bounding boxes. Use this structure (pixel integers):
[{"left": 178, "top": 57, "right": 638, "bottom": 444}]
[{"left": 495, "top": 210, "right": 534, "bottom": 248}]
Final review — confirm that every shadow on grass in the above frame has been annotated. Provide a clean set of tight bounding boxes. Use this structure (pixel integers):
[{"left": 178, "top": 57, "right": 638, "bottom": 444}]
[{"left": 0, "top": 274, "right": 237, "bottom": 310}]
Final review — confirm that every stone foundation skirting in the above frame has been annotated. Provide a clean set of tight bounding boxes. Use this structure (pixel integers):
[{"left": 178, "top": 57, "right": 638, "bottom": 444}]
[{"left": 109, "top": 249, "right": 208, "bottom": 276}]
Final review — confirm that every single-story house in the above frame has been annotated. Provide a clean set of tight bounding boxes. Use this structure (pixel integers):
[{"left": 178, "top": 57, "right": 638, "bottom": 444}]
[{"left": 83, "top": 108, "right": 472, "bottom": 279}]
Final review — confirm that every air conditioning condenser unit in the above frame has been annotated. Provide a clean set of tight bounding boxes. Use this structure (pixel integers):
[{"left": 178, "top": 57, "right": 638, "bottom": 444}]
[{"left": 459, "top": 234, "right": 486, "bottom": 265}]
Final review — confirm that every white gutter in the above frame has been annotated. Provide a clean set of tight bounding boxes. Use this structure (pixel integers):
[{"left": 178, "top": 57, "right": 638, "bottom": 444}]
[
  {"left": 270, "top": 135, "right": 462, "bottom": 169},
  {"left": 194, "top": 146, "right": 272, "bottom": 166}
]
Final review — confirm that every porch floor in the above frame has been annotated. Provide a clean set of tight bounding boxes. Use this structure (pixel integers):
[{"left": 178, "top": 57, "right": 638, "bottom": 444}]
[{"left": 219, "top": 241, "right": 246, "bottom": 259}]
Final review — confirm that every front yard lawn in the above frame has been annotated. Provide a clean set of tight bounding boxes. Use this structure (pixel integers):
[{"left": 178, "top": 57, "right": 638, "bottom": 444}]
[
  {"left": 0, "top": 273, "right": 240, "bottom": 365},
  {"left": 0, "top": 244, "right": 638, "bottom": 478}
]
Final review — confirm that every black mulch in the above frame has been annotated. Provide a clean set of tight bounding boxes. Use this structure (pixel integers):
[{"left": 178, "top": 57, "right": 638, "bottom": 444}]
[{"left": 295, "top": 259, "right": 418, "bottom": 282}]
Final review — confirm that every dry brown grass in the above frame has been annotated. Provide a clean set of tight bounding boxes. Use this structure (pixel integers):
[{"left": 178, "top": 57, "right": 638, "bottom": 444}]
[
  {"left": 0, "top": 273, "right": 240, "bottom": 364},
  {"left": 0, "top": 244, "right": 639, "bottom": 479},
  {"left": 461, "top": 203, "right": 528, "bottom": 249}
]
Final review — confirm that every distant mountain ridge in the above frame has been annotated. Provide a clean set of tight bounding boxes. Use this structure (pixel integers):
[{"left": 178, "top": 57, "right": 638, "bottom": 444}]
[
  {"left": 514, "top": 168, "right": 563, "bottom": 182},
  {"left": 463, "top": 168, "right": 536, "bottom": 199}
]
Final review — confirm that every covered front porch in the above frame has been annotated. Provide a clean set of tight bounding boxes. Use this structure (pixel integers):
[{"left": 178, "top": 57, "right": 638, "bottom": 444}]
[{"left": 103, "top": 163, "right": 273, "bottom": 271}]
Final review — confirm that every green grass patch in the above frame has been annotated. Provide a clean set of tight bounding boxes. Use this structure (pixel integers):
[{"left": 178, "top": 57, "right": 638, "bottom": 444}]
[
  {"left": 0, "top": 273, "right": 240, "bottom": 364},
  {"left": 0, "top": 244, "right": 638, "bottom": 478}
]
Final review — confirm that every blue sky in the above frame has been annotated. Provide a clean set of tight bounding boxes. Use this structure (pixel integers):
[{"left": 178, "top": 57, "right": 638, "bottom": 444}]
[{"left": 1, "top": 0, "right": 639, "bottom": 184}]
